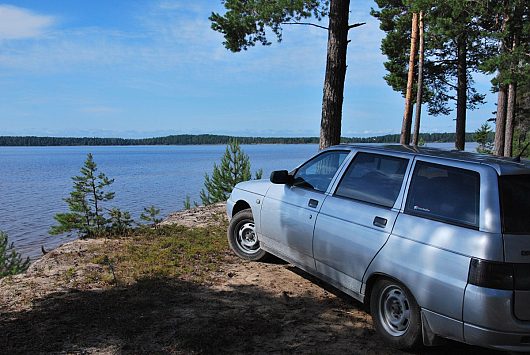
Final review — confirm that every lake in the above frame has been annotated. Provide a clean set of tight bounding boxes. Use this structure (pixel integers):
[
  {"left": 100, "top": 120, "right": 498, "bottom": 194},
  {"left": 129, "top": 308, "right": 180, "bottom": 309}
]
[{"left": 0, "top": 142, "right": 478, "bottom": 259}]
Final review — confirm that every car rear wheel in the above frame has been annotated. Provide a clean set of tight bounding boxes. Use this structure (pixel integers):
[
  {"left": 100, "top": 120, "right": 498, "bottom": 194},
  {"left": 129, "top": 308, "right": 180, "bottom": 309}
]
[
  {"left": 370, "top": 278, "right": 422, "bottom": 350},
  {"left": 228, "top": 209, "right": 268, "bottom": 261}
]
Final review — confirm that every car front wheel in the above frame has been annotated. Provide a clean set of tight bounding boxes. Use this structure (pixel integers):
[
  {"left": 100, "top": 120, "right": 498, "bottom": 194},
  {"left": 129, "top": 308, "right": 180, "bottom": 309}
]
[
  {"left": 370, "top": 278, "right": 422, "bottom": 350},
  {"left": 227, "top": 209, "right": 268, "bottom": 261}
]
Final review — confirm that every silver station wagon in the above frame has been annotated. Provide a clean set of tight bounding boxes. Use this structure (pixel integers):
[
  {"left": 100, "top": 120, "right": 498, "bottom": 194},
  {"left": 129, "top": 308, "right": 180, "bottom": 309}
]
[{"left": 226, "top": 145, "right": 530, "bottom": 351}]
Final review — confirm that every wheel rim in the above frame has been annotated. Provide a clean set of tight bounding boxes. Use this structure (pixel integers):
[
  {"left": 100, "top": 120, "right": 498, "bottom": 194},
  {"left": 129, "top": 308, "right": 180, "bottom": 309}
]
[
  {"left": 378, "top": 284, "right": 411, "bottom": 337},
  {"left": 236, "top": 221, "right": 260, "bottom": 254}
]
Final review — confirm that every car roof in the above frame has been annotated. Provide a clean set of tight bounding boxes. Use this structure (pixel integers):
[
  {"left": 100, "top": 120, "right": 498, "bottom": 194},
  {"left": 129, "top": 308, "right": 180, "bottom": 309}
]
[{"left": 330, "top": 144, "right": 530, "bottom": 175}]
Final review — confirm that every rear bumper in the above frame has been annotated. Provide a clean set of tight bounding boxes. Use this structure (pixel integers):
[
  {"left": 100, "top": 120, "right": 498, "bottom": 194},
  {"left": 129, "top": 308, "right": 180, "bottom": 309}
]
[
  {"left": 464, "top": 323, "right": 530, "bottom": 352},
  {"left": 463, "top": 284, "right": 530, "bottom": 351}
]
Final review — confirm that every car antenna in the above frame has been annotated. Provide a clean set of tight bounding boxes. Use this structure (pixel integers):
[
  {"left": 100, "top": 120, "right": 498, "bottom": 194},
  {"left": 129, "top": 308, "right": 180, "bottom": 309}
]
[{"left": 513, "top": 142, "right": 530, "bottom": 163}]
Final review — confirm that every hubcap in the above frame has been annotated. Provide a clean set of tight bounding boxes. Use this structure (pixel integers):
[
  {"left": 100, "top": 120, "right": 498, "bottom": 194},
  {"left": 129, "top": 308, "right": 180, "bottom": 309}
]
[
  {"left": 236, "top": 222, "right": 259, "bottom": 254},
  {"left": 378, "top": 285, "right": 411, "bottom": 337}
]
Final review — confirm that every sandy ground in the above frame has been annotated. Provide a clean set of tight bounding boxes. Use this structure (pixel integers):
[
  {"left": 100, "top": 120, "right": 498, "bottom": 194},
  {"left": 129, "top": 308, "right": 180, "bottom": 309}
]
[{"left": 0, "top": 204, "right": 508, "bottom": 354}]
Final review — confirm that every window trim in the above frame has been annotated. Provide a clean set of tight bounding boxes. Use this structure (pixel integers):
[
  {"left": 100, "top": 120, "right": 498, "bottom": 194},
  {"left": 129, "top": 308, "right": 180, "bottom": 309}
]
[
  {"left": 332, "top": 152, "right": 410, "bottom": 209},
  {"left": 404, "top": 161, "right": 481, "bottom": 230}
]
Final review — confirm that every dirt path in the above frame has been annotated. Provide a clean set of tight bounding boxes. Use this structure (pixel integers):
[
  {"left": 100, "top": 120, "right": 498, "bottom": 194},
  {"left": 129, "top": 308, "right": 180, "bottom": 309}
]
[{"left": 0, "top": 205, "right": 505, "bottom": 354}]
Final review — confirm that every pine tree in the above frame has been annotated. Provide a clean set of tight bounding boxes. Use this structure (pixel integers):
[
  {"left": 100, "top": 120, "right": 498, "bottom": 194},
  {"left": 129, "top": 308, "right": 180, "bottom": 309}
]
[
  {"left": 0, "top": 231, "right": 30, "bottom": 278},
  {"left": 201, "top": 140, "right": 260, "bottom": 205},
  {"left": 140, "top": 205, "right": 162, "bottom": 228},
  {"left": 50, "top": 153, "right": 115, "bottom": 238},
  {"left": 474, "top": 123, "right": 493, "bottom": 154},
  {"left": 210, "top": 0, "right": 365, "bottom": 149},
  {"left": 373, "top": 0, "right": 493, "bottom": 150},
  {"left": 481, "top": 0, "right": 529, "bottom": 157}
]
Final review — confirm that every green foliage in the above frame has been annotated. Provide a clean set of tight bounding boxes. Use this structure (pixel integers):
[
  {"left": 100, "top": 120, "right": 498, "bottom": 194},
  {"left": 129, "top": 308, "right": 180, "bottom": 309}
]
[
  {"left": 200, "top": 140, "right": 261, "bottom": 205},
  {"left": 513, "top": 129, "right": 530, "bottom": 158},
  {"left": 0, "top": 231, "right": 30, "bottom": 278},
  {"left": 209, "top": 0, "right": 328, "bottom": 52},
  {"left": 50, "top": 153, "right": 116, "bottom": 238},
  {"left": 140, "top": 205, "right": 163, "bottom": 228},
  {"left": 183, "top": 195, "right": 200, "bottom": 210},
  {"left": 108, "top": 208, "right": 134, "bottom": 236},
  {"left": 474, "top": 123, "right": 494, "bottom": 154},
  {"left": 255, "top": 168, "right": 264, "bottom": 180},
  {"left": 372, "top": 0, "right": 492, "bottom": 116},
  {"left": 0, "top": 134, "right": 323, "bottom": 146},
  {"left": 183, "top": 195, "right": 192, "bottom": 210},
  {"left": 480, "top": 0, "right": 529, "bottom": 88}
]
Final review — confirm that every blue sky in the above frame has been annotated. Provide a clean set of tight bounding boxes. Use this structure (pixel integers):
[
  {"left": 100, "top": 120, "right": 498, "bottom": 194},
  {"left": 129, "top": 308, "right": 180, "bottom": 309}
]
[{"left": 0, "top": 0, "right": 497, "bottom": 138}]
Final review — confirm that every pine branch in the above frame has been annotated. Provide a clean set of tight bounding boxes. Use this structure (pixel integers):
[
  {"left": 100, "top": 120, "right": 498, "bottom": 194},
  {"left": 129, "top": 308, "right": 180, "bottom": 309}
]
[
  {"left": 281, "top": 22, "right": 328, "bottom": 30},
  {"left": 349, "top": 22, "right": 366, "bottom": 29}
]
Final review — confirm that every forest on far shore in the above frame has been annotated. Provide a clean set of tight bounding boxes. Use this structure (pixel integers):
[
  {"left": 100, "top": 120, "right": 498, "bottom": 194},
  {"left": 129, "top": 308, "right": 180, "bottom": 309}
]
[{"left": 0, "top": 132, "right": 491, "bottom": 147}]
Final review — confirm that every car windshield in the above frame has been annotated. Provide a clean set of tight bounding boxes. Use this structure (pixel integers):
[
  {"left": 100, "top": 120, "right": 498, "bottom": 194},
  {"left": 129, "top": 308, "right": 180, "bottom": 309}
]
[{"left": 499, "top": 174, "right": 530, "bottom": 234}]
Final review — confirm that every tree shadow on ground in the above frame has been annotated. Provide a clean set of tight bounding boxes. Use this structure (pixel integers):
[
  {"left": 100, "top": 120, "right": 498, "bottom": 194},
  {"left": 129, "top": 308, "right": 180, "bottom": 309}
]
[
  {"left": 283, "top": 265, "right": 507, "bottom": 355},
  {"left": 0, "top": 275, "right": 506, "bottom": 354}
]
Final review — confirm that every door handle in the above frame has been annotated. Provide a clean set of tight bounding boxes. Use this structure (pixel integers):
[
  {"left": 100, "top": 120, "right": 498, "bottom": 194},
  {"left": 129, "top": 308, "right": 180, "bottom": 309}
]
[
  {"left": 373, "top": 216, "right": 387, "bottom": 228},
  {"left": 308, "top": 199, "right": 319, "bottom": 208}
]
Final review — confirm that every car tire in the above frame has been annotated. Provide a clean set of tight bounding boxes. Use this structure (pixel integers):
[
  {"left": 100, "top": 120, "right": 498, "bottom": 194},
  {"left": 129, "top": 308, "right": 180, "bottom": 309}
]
[
  {"left": 227, "top": 209, "right": 268, "bottom": 261},
  {"left": 370, "top": 278, "right": 422, "bottom": 350}
]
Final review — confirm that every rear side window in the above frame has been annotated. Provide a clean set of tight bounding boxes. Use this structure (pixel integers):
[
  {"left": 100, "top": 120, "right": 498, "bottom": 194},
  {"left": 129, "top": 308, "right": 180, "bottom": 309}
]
[
  {"left": 500, "top": 175, "right": 530, "bottom": 234},
  {"left": 405, "top": 162, "right": 480, "bottom": 229},
  {"left": 335, "top": 153, "right": 409, "bottom": 208}
]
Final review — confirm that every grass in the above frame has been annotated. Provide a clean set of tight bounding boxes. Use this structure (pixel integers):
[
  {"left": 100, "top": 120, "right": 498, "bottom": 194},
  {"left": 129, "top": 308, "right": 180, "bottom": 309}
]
[{"left": 89, "top": 219, "right": 230, "bottom": 286}]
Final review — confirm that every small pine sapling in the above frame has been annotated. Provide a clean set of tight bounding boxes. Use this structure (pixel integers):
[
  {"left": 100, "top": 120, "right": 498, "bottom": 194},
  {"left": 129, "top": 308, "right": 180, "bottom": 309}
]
[
  {"left": 50, "top": 153, "right": 115, "bottom": 238},
  {"left": 200, "top": 140, "right": 261, "bottom": 205},
  {"left": 108, "top": 208, "right": 134, "bottom": 236},
  {"left": 0, "top": 231, "right": 30, "bottom": 278},
  {"left": 475, "top": 123, "right": 493, "bottom": 154},
  {"left": 140, "top": 205, "right": 162, "bottom": 228}
]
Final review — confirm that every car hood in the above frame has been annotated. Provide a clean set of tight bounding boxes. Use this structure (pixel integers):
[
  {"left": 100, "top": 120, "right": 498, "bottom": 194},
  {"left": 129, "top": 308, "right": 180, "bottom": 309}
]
[{"left": 234, "top": 179, "right": 271, "bottom": 196}]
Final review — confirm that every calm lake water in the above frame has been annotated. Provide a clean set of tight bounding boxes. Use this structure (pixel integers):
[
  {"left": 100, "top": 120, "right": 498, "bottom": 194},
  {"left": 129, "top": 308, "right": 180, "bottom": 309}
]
[{"left": 0, "top": 142, "right": 478, "bottom": 258}]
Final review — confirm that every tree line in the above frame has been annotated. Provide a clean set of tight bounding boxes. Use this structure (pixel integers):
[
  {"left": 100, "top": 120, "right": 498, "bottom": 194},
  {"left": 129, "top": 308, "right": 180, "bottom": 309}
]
[{"left": 0, "top": 132, "right": 487, "bottom": 146}]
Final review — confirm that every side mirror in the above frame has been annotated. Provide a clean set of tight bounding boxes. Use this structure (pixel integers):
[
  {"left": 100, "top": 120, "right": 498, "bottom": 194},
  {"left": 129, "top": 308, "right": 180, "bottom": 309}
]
[{"left": 270, "top": 170, "right": 292, "bottom": 185}]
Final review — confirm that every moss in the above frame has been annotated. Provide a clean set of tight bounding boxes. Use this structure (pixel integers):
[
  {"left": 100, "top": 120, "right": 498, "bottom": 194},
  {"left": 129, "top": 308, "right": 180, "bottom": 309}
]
[{"left": 64, "top": 267, "right": 76, "bottom": 281}]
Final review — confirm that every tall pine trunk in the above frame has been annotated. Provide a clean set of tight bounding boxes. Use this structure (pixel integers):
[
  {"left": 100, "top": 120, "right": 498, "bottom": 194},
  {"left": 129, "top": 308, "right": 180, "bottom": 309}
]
[
  {"left": 504, "top": 82, "right": 517, "bottom": 157},
  {"left": 494, "top": 85, "right": 508, "bottom": 155},
  {"left": 319, "top": 0, "right": 350, "bottom": 149},
  {"left": 494, "top": 3, "right": 511, "bottom": 156},
  {"left": 504, "top": 11, "right": 521, "bottom": 157},
  {"left": 455, "top": 33, "right": 467, "bottom": 151},
  {"left": 412, "top": 11, "right": 424, "bottom": 146},
  {"left": 400, "top": 12, "right": 419, "bottom": 145}
]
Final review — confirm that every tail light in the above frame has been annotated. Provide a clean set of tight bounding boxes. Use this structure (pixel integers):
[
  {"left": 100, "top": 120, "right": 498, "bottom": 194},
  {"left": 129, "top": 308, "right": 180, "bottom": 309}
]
[
  {"left": 468, "top": 258, "right": 514, "bottom": 290},
  {"left": 468, "top": 258, "right": 530, "bottom": 290}
]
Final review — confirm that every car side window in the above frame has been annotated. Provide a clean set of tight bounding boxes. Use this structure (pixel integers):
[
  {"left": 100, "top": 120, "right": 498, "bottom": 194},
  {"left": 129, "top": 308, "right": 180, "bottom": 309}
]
[
  {"left": 292, "top": 150, "right": 349, "bottom": 192},
  {"left": 405, "top": 162, "right": 480, "bottom": 229},
  {"left": 335, "top": 153, "right": 409, "bottom": 208}
]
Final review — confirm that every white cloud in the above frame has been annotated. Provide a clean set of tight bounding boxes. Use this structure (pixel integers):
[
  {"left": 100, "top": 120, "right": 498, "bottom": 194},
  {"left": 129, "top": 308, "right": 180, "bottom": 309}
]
[{"left": 0, "top": 5, "right": 55, "bottom": 40}]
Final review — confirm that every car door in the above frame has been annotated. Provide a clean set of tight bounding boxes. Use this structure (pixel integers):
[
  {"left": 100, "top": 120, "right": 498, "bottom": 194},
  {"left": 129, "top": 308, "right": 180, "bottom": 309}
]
[
  {"left": 313, "top": 151, "right": 411, "bottom": 294},
  {"left": 259, "top": 150, "right": 350, "bottom": 268}
]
